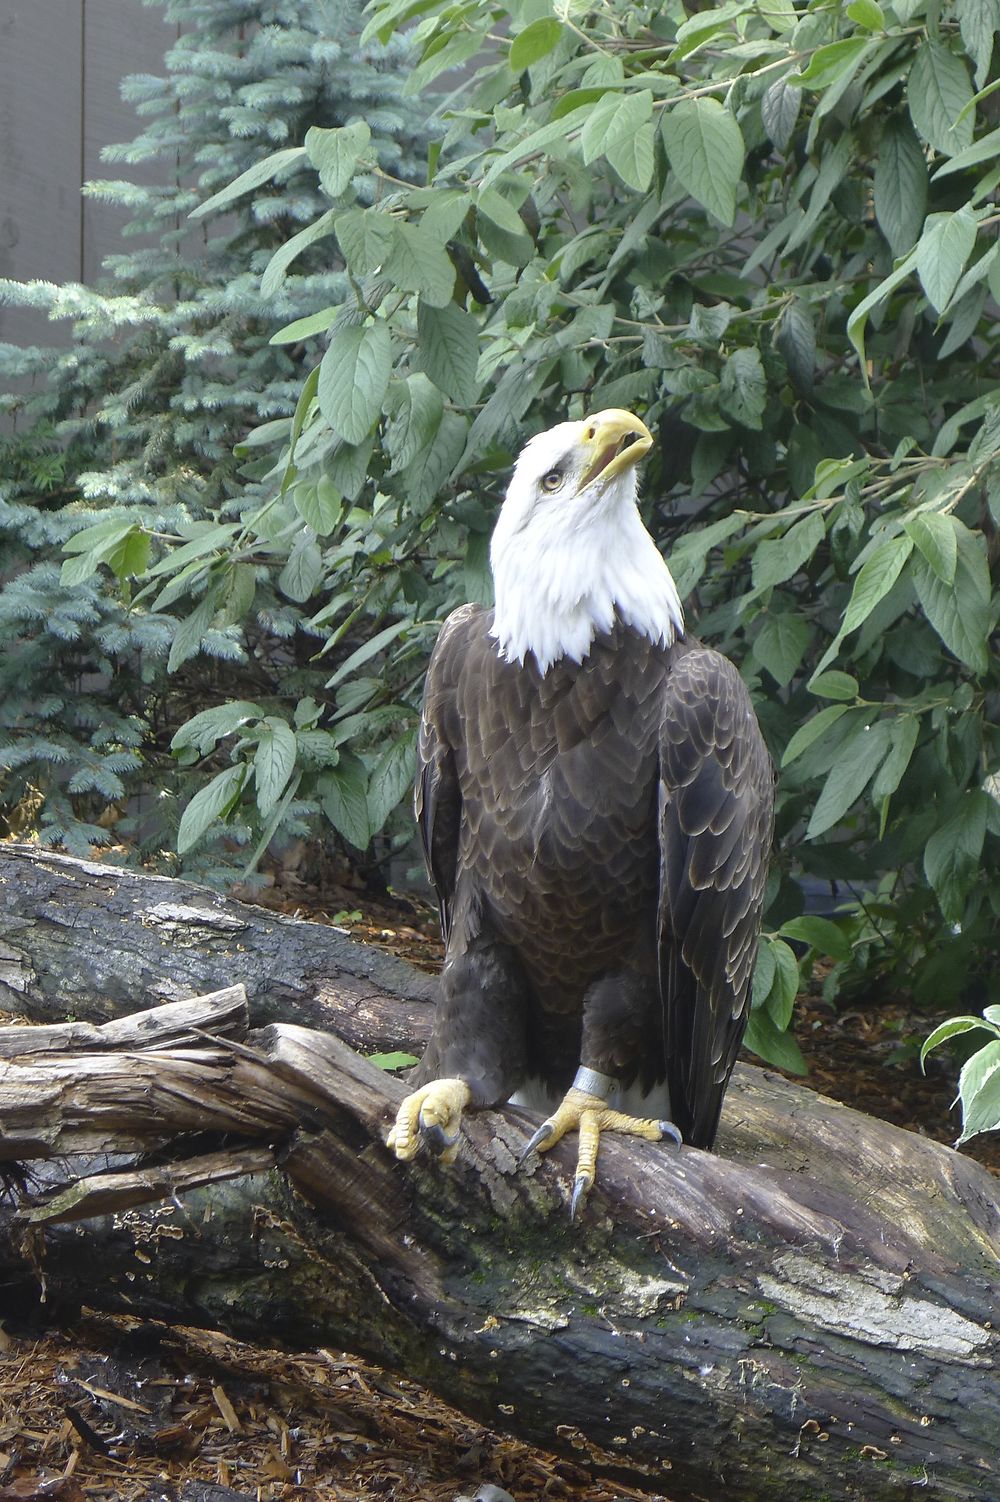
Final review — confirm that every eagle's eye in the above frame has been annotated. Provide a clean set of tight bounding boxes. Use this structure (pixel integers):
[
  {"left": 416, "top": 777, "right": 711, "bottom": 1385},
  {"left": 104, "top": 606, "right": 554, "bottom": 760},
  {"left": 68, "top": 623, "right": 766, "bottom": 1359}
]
[{"left": 541, "top": 469, "right": 563, "bottom": 492}]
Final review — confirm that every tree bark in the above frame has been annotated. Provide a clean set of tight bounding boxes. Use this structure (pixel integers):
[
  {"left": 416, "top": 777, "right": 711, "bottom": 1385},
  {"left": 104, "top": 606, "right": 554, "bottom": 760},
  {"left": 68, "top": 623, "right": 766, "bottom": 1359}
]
[{"left": 0, "top": 844, "right": 997, "bottom": 1502}]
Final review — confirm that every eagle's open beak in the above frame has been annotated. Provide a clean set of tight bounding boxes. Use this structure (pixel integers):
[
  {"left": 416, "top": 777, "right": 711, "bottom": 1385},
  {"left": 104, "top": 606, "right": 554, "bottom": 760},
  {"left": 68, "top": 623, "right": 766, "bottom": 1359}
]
[{"left": 578, "top": 409, "right": 653, "bottom": 490}]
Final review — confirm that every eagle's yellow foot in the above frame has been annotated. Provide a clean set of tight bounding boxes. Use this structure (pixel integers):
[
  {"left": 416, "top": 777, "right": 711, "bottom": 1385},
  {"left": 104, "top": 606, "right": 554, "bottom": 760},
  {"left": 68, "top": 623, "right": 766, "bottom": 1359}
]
[
  {"left": 521, "top": 1084, "right": 681, "bottom": 1217},
  {"left": 386, "top": 1078, "right": 472, "bottom": 1164}
]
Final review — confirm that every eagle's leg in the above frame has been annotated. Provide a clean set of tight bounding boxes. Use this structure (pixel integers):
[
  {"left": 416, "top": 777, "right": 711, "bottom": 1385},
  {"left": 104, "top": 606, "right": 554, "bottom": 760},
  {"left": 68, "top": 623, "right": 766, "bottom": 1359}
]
[
  {"left": 522, "top": 1068, "right": 681, "bottom": 1217},
  {"left": 386, "top": 938, "right": 528, "bottom": 1165}
]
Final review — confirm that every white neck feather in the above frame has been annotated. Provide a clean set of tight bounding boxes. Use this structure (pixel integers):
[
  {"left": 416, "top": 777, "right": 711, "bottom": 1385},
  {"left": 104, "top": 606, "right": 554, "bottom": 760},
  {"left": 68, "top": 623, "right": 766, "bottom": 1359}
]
[{"left": 489, "top": 473, "right": 685, "bottom": 675}]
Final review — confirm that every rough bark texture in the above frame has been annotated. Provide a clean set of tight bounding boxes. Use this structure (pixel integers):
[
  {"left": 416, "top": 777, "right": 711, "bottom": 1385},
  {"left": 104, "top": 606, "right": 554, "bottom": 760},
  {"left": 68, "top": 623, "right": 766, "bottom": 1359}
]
[{"left": 0, "top": 844, "right": 998, "bottom": 1502}]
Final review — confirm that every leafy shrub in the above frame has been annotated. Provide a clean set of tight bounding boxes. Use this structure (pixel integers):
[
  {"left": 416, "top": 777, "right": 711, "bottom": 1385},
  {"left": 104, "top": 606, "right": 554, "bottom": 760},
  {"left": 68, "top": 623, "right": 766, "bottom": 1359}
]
[{"left": 922, "top": 1008, "right": 1000, "bottom": 1142}]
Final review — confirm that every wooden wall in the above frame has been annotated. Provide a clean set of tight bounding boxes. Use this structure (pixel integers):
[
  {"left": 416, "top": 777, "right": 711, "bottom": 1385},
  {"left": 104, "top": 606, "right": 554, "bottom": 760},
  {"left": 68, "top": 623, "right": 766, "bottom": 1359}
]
[{"left": 0, "top": 0, "right": 179, "bottom": 351}]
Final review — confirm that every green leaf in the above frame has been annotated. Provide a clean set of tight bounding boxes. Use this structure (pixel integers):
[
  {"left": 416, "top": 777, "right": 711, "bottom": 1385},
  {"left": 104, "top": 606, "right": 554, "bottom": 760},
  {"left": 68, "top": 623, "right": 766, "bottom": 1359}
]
[
  {"left": 874, "top": 116, "right": 928, "bottom": 257},
  {"left": 107, "top": 529, "right": 151, "bottom": 585},
  {"left": 278, "top": 537, "right": 324, "bottom": 602},
  {"left": 806, "top": 718, "right": 893, "bottom": 838},
  {"left": 661, "top": 98, "right": 744, "bottom": 226},
  {"left": 581, "top": 90, "right": 654, "bottom": 169},
  {"left": 261, "top": 210, "right": 337, "bottom": 300},
  {"left": 318, "top": 321, "right": 392, "bottom": 445},
  {"left": 607, "top": 121, "right": 655, "bottom": 192},
  {"left": 924, "top": 790, "right": 988, "bottom": 923},
  {"left": 753, "top": 613, "right": 813, "bottom": 686},
  {"left": 846, "top": 247, "right": 918, "bottom": 368},
  {"left": 719, "top": 346, "right": 766, "bottom": 428},
  {"left": 912, "top": 526, "right": 990, "bottom": 673},
  {"left": 367, "top": 1050, "right": 420, "bottom": 1071},
  {"left": 957, "top": 0, "right": 1000, "bottom": 86},
  {"left": 385, "top": 374, "right": 444, "bottom": 472},
  {"left": 931, "top": 123, "right": 1000, "bottom": 181},
  {"left": 903, "top": 511, "right": 957, "bottom": 583},
  {"left": 384, "top": 220, "right": 455, "bottom": 308},
  {"left": 870, "top": 715, "right": 919, "bottom": 799},
  {"left": 306, "top": 121, "right": 371, "bottom": 198},
  {"left": 751, "top": 511, "right": 825, "bottom": 590},
  {"left": 190, "top": 145, "right": 306, "bottom": 220},
  {"left": 270, "top": 305, "right": 341, "bottom": 345},
  {"left": 774, "top": 297, "right": 816, "bottom": 394},
  {"left": 334, "top": 207, "right": 395, "bottom": 277},
  {"left": 957, "top": 1039, "right": 1000, "bottom": 1141},
  {"left": 921, "top": 1014, "right": 996, "bottom": 1068},
  {"left": 367, "top": 726, "right": 418, "bottom": 834},
  {"left": 760, "top": 78, "right": 800, "bottom": 153},
  {"left": 765, "top": 938, "right": 801, "bottom": 1030},
  {"left": 509, "top": 17, "right": 563, "bottom": 70},
  {"left": 916, "top": 206, "right": 977, "bottom": 314},
  {"left": 790, "top": 37, "right": 870, "bottom": 89},
  {"left": 320, "top": 755, "right": 371, "bottom": 850},
  {"left": 416, "top": 300, "right": 480, "bottom": 402},
  {"left": 908, "top": 40, "right": 974, "bottom": 156},
  {"left": 325, "top": 619, "right": 412, "bottom": 689},
  {"left": 253, "top": 718, "right": 297, "bottom": 820},
  {"left": 810, "top": 671, "right": 859, "bottom": 701},
  {"left": 743, "top": 1009, "right": 807, "bottom": 1074},
  {"left": 779, "top": 915, "right": 852, "bottom": 963},
  {"left": 294, "top": 477, "right": 342, "bottom": 536},
  {"left": 847, "top": 0, "right": 885, "bottom": 27},
  {"left": 177, "top": 765, "right": 246, "bottom": 854},
  {"left": 841, "top": 535, "right": 913, "bottom": 635},
  {"left": 781, "top": 704, "right": 852, "bottom": 767},
  {"left": 751, "top": 942, "right": 777, "bottom": 1010},
  {"left": 171, "top": 701, "right": 264, "bottom": 755}
]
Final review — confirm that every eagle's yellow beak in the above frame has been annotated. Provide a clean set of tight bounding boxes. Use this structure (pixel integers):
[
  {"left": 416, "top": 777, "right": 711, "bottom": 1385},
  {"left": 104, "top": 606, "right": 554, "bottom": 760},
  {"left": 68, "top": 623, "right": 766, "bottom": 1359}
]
[{"left": 578, "top": 409, "right": 653, "bottom": 490}]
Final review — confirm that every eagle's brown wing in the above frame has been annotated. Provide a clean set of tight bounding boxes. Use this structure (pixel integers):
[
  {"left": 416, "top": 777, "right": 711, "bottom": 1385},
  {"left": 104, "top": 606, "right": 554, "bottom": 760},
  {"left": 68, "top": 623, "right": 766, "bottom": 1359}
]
[{"left": 658, "top": 645, "right": 774, "bottom": 1149}]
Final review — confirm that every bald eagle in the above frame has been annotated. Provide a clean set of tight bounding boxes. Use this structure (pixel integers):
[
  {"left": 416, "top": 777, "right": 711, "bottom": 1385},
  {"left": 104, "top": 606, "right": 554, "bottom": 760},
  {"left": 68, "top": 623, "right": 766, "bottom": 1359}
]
[{"left": 387, "top": 409, "right": 774, "bottom": 1213}]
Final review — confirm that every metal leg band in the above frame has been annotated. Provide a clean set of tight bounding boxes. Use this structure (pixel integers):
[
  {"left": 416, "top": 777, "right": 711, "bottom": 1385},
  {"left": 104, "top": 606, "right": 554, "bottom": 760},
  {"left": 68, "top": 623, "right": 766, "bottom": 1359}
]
[{"left": 572, "top": 1066, "right": 618, "bottom": 1102}]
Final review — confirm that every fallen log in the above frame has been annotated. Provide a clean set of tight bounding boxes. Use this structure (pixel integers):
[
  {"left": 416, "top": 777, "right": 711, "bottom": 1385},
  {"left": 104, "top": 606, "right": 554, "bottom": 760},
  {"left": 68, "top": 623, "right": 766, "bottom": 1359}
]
[{"left": 0, "top": 846, "right": 998, "bottom": 1501}]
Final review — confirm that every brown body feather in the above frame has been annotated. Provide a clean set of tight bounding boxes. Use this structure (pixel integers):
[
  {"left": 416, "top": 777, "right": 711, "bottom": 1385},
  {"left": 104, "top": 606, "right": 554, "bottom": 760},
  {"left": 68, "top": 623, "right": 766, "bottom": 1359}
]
[{"left": 413, "top": 605, "right": 774, "bottom": 1150}]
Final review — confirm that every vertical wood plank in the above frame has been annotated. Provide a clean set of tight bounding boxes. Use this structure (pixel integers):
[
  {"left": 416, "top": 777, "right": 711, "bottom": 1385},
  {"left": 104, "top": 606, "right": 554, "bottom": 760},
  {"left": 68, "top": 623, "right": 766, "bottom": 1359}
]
[{"left": 0, "top": 0, "right": 84, "bottom": 350}]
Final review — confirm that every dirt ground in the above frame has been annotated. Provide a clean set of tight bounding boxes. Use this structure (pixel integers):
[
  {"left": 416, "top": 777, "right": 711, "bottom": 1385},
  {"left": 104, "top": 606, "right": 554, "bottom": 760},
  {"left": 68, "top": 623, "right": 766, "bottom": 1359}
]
[{"left": 0, "top": 880, "right": 996, "bottom": 1502}]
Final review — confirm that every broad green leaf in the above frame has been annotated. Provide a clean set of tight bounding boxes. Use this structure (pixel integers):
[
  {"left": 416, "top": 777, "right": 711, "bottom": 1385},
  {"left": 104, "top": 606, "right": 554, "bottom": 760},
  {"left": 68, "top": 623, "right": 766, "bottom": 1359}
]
[
  {"left": 874, "top": 116, "right": 927, "bottom": 257},
  {"left": 932, "top": 123, "right": 1000, "bottom": 180},
  {"left": 924, "top": 790, "right": 988, "bottom": 923},
  {"left": 278, "top": 537, "right": 324, "bottom": 602},
  {"left": 871, "top": 715, "right": 919, "bottom": 799},
  {"left": 107, "top": 529, "right": 151, "bottom": 585},
  {"left": 334, "top": 207, "right": 395, "bottom": 276},
  {"left": 260, "top": 210, "right": 336, "bottom": 300},
  {"left": 761, "top": 78, "right": 800, "bottom": 152},
  {"left": 848, "top": 0, "right": 885, "bottom": 27},
  {"left": 810, "top": 671, "right": 859, "bottom": 701},
  {"left": 765, "top": 939, "right": 801, "bottom": 1030},
  {"left": 367, "top": 725, "right": 418, "bottom": 833},
  {"left": 63, "top": 518, "right": 138, "bottom": 555},
  {"left": 367, "top": 1050, "right": 420, "bottom": 1071},
  {"left": 921, "top": 1015, "right": 996, "bottom": 1068},
  {"left": 172, "top": 701, "right": 264, "bottom": 755},
  {"left": 912, "top": 527, "right": 990, "bottom": 673},
  {"left": 903, "top": 510, "right": 957, "bottom": 583},
  {"left": 294, "top": 477, "right": 342, "bottom": 536},
  {"left": 774, "top": 297, "right": 815, "bottom": 393},
  {"left": 581, "top": 90, "right": 654, "bottom": 169},
  {"left": 320, "top": 755, "right": 371, "bottom": 850},
  {"left": 719, "top": 346, "right": 766, "bottom": 428},
  {"left": 509, "top": 17, "right": 563, "bottom": 70},
  {"left": 190, "top": 145, "right": 306, "bottom": 220},
  {"left": 841, "top": 535, "right": 913, "bottom": 635},
  {"left": 306, "top": 121, "right": 371, "bottom": 198},
  {"left": 916, "top": 207, "right": 977, "bottom": 314},
  {"left": 743, "top": 1009, "right": 807, "bottom": 1073},
  {"left": 753, "top": 612, "right": 813, "bottom": 686},
  {"left": 318, "top": 321, "right": 392, "bottom": 445},
  {"left": 607, "top": 121, "right": 655, "bottom": 191},
  {"left": 253, "top": 718, "right": 297, "bottom": 819},
  {"left": 957, "top": 1040, "right": 1000, "bottom": 1141},
  {"left": 806, "top": 718, "right": 893, "bottom": 838},
  {"left": 270, "top": 305, "right": 341, "bottom": 345},
  {"left": 661, "top": 98, "right": 744, "bottom": 226},
  {"left": 751, "top": 942, "right": 777, "bottom": 1010},
  {"left": 146, "top": 524, "right": 241, "bottom": 579},
  {"left": 416, "top": 299, "right": 480, "bottom": 401},
  {"left": 385, "top": 374, "right": 444, "bottom": 472},
  {"left": 957, "top": 0, "right": 1000, "bottom": 86},
  {"left": 60, "top": 520, "right": 143, "bottom": 587},
  {"left": 477, "top": 187, "right": 527, "bottom": 238},
  {"left": 177, "top": 765, "right": 246, "bottom": 854},
  {"left": 752, "top": 510, "right": 825, "bottom": 590},
  {"left": 781, "top": 704, "right": 852, "bottom": 767},
  {"left": 908, "top": 40, "right": 974, "bottom": 156},
  {"left": 667, "top": 512, "right": 749, "bottom": 599},
  {"left": 846, "top": 247, "right": 918, "bottom": 366},
  {"left": 325, "top": 618, "right": 412, "bottom": 689},
  {"left": 384, "top": 220, "right": 455, "bottom": 308},
  {"left": 779, "top": 915, "right": 852, "bottom": 963},
  {"left": 790, "top": 37, "right": 870, "bottom": 89},
  {"left": 166, "top": 594, "right": 217, "bottom": 674}
]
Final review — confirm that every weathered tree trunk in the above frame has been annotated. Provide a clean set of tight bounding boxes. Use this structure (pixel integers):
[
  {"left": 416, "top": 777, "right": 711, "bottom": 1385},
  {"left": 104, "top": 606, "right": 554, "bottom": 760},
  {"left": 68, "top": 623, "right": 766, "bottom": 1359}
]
[{"left": 0, "top": 844, "right": 998, "bottom": 1502}]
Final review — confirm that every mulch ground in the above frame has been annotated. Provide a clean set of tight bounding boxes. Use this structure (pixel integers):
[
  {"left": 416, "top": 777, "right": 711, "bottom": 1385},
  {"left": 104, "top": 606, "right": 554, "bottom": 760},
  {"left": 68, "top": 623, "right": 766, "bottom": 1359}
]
[{"left": 0, "top": 874, "right": 995, "bottom": 1501}]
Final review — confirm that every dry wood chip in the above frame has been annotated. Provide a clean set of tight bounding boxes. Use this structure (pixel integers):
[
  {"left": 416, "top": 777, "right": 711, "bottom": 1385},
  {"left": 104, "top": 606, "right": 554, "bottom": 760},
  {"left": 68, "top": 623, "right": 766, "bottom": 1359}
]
[
  {"left": 68, "top": 1383, "right": 150, "bottom": 1417},
  {"left": 209, "top": 1387, "right": 241, "bottom": 1434}
]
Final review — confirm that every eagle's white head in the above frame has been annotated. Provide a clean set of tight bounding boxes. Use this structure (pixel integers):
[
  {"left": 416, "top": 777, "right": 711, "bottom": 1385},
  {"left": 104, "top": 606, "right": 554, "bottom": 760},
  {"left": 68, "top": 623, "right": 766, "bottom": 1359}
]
[{"left": 489, "top": 408, "right": 685, "bottom": 674}]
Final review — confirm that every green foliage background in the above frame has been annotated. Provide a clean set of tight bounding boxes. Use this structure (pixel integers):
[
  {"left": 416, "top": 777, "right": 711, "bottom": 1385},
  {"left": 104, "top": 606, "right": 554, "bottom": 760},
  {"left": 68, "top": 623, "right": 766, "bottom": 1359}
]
[{"left": 3, "top": 0, "right": 1000, "bottom": 1054}]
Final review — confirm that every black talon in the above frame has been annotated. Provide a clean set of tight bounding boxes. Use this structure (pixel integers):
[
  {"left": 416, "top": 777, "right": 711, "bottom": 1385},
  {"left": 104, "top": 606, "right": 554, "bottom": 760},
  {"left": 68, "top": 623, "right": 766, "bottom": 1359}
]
[
  {"left": 659, "top": 1120, "right": 683, "bottom": 1147},
  {"left": 421, "top": 1118, "right": 461, "bottom": 1156},
  {"left": 520, "top": 1120, "right": 555, "bottom": 1164},
  {"left": 570, "top": 1173, "right": 592, "bottom": 1220}
]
